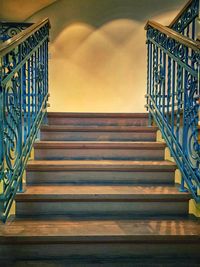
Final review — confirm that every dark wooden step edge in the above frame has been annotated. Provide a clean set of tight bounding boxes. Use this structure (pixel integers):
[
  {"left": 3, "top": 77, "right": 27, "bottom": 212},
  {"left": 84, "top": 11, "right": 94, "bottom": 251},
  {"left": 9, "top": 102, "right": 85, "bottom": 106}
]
[
  {"left": 26, "top": 162, "right": 176, "bottom": 172},
  {"left": 33, "top": 142, "right": 166, "bottom": 150},
  {"left": 15, "top": 195, "right": 190, "bottom": 202},
  {"left": 40, "top": 126, "right": 158, "bottom": 132},
  {"left": 47, "top": 112, "right": 149, "bottom": 118},
  {"left": 0, "top": 234, "right": 199, "bottom": 244}
]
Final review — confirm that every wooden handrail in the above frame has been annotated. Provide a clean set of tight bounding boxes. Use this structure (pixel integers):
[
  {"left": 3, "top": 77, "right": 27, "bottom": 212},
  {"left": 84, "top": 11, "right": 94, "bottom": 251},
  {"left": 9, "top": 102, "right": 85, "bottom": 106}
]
[
  {"left": 145, "top": 20, "right": 200, "bottom": 51},
  {"left": 0, "top": 21, "right": 32, "bottom": 26},
  {"left": 169, "top": 0, "right": 194, "bottom": 28},
  {"left": 0, "top": 18, "right": 50, "bottom": 57}
]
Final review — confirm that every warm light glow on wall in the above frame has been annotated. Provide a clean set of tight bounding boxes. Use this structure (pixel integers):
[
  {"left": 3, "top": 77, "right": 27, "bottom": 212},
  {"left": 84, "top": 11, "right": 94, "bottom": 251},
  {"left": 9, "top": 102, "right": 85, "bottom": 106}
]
[
  {"left": 25, "top": 0, "right": 186, "bottom": 112},
  {"left": 49, "top": 19, "right": 147, "bottom": 112}
]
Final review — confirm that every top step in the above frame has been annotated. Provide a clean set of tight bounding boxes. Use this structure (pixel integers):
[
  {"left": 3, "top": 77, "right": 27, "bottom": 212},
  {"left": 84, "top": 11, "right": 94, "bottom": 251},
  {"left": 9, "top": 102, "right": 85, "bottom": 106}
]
[{"left": 47, "top": 113, "right": 149, "bottom": 126}]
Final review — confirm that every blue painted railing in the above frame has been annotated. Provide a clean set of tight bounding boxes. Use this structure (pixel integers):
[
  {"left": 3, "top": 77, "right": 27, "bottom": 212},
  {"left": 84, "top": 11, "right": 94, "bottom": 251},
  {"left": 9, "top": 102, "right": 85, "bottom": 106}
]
[
  {"left": 169, "top": 0, "right": 199, "bottom": 40},
  {"left": 145, "top": 19, "right": 200, "bottom": 202},
  {"left": 0, "top": 18, "right": 50, "bottom": 221},
  {"left": 0, "top": 22, "right": 33, "bottom": 43}
]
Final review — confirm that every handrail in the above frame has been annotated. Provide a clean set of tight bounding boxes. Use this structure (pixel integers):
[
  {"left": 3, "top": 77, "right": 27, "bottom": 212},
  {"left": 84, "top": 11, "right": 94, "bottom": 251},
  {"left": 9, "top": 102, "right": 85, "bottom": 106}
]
[
  {"left": 169, "top": 0, "right": 194, "bottom": 28},
  {"left": 145, "top": 20, "right": 200, "bottom": 51},
  {"left": 0, "top": 21, "right": 33, "bottom": 42},
  {"left": 168, "top": 0, "right": 199, "bottom": 40},
  {"left": 0, "top": 18, "right": 50, "bottom": 222},
  {"left": 145, "top": 18, "right": 200, "bottom": 203},
  {"left": 0, "top": 18, "right": 50, "bottom": 56}
]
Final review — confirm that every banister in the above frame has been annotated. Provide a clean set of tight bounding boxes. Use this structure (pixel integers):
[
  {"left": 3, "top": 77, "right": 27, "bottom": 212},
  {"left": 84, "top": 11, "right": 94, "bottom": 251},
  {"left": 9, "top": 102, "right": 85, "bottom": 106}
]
[
  {"left": 145, "top": 20, "right": 200, "bottom": 51},
  {"left": 145, "top": 16, "right": 200, "bottom": 203},
  {"left": 168, "top": 0, "right": 199, "bottom": 40},
  {"left": 0, "top": 18, "right": 50, "bottom": 222},
  {"left": 169, "top": 0, "right": 194, "bottom": 28},
  {"left": 0, "top": 21, "right": 33, "bottom": 42},
  {"left": 0, "top": 18, "right": 50, "bottom": 56}
]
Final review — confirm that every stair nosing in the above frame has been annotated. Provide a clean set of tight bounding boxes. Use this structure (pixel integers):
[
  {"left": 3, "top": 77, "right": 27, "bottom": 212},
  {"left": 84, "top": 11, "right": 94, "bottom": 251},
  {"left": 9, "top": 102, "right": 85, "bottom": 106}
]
[
  {"left": 26, "top": 160, "right": 177, "bottom": 171},
  {"left": 33, "top": 141, "right": 166, "bottom": 150},
  {"left": 41, "top": 125, "right": 158, "bottom": 133},
  {"left": 16, "top": 185, "right": 190, "bottom": 202},
  {"left": 47, "top": 112, "right": 149, "bottom": 118}
]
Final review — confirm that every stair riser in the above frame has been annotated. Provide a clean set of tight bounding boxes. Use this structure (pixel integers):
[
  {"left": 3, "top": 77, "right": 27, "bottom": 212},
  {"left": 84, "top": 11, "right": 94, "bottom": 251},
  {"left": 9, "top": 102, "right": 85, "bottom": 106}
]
[
  {"left": 26, "top": 170, "right": 175, "bottom": 185},
  {"left": 16, "top": 201, "right": 188, "bottom": 217},
  {"left": 48, "top": 117, "right": 148, "bottom": 126},
  {"left": 34, "top": 148, "right": 165, "bottom": 161},
  {"left": 1, "top": 243, "right": 199, "bottom": 263},
  {"left": 41, "top": 131, "right": 156, "bottom": 142}
]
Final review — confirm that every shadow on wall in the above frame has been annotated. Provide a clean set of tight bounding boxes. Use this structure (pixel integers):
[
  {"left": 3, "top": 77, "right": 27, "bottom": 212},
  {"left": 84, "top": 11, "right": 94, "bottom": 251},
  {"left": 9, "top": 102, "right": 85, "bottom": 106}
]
[{"left": 27, "top": 0, "right": 186, "bottom": 112}]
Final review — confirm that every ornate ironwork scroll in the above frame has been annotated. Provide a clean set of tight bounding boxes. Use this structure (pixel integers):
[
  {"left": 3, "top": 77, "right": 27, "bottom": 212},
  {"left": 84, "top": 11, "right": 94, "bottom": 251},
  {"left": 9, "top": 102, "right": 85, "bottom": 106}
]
[
  {"left": 169, "top": 0, "right": 199, "bottom": 40},
  {"left": 0, "top": 18, "right": 50, "bottom": 221},
  {"left": 146, "top": 22, "right": 200, "bottom": 203},
  {"left": 0, "top": 22, "right": 32, "bottom": 43}
]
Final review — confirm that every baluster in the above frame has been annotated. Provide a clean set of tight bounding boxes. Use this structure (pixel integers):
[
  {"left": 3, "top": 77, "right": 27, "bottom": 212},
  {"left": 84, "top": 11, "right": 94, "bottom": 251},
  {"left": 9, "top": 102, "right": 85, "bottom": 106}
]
[
  {"left": 152, "top": 43, "right": 155, "bottom": 102},
  {"left": 45, "top": 40, "right": 48, "bottom": 97},
  {"left": 186, "top": 25, "right": 190, "bottom": 38},
  {"left": 172, "top": 59, "right": 176, "bottom": 149},
  {"left": 33, "top": 51, "right": 37, "bottom": 118},
  {"left": 162, "top": 51, "right": 166, "bottom": 118},
  {"left": 167, "top": 56, "right": 172, "bottom": 123},
  {"left": 0, "top": 64, "right": 4, "bottom": 207},
  {"left": 149, "top": 42, "right": 153, "bottom": 97},
  {"left": 42, "top": 40, "right": 48, "bottom": 125},
  {"left": 155, "top": 46, "right": 159, "bottom": 107},
  {"left": 38, "top": 45, "right": 42, "bottom": 108},
  {"left": 36, "top": 49, "right": 39, "bottom": 112},
  {"left": 18, "top": 70, "right": 23, "bottom": 193},
  {"left": 176, "top": 64, "right": 183, "bottom": 146},
  {"left": 30, "top": 54, "right": 34, "bottom": 121},
  {"left": 30, "top": 55, "right": 34, "bottom": 123},
  {"left": 158, "top": 48, "right": 162, "bottom": 111},
  {"left": 27, "top": 60, "right": 31, "bottom": 135},
  {"left": 191, "top": 19, "right": 195, "bottom": 40},
  {"left": 22, "top": 62, "right": 27, "bottom": 144},
  {"left": 148, "top": 41, "right": 153, "bottom": 125},
  {"left": 41, "top": 42, "right": 45, "bottom": 102},
  {"left": 152, "top": 44, "right": 158, "bottom": 106},
  {"left": 181, "top": 67, "right": 189, "bottom": 192}
]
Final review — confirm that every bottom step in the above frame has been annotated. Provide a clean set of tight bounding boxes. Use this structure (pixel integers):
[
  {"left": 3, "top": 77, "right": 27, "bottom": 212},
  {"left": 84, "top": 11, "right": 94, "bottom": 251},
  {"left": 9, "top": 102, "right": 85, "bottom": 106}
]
[
  {"left": 0, "top": 217, "right": 199, "bottom": 264},
  {"left": 3, "top": 260, "right": 200, "bottom": 267}
]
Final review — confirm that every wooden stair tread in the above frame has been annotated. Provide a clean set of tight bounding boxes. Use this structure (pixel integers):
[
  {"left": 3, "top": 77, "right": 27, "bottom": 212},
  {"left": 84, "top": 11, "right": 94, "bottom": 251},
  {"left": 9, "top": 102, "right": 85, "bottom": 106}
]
[
  {"left": 34, "top": 141, "right": 166, "bottom": 149},
  {"left": 41, "top": 125, "right": 158, "bottom": 132},
  {"left": 48, "top": 112, "right": 148, "bottom": 118},
  {"left": 16, "top": 185, "right": 190, "bottom": 200},
  {"left": 0, "top": 217, "right": 199, "bottom": 241},
  {"left": 27, "top": 160, "right": 176, "bottom": 171}
]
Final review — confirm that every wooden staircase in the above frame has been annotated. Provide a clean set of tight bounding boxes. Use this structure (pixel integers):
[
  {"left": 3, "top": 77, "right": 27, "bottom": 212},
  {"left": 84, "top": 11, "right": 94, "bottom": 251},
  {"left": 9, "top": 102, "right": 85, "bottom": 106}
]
[{"left": 0, "top": 113, "right": 199, "bottom": 266}]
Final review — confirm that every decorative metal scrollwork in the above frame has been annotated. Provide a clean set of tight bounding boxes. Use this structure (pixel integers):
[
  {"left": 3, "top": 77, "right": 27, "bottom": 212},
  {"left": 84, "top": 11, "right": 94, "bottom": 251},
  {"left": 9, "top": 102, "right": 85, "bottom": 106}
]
[
  {"left": 0, "top": 22, "right": 32, "bottom": 43},
  {"left": 146, "top": 20, "right": 200, "bottom": 202},
  {"left": 170, "top": 0, "right": 199, "bottom": 40},
  {"left": 0, "top": 19, "right": 50, "bottom": 221}
]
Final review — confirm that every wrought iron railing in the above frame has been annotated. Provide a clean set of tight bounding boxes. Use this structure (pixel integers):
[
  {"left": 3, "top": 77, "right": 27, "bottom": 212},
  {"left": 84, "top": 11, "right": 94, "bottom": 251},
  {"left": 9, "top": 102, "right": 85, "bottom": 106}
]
[
  {"left": 0, "top": 22, "right": 33, "bottom": 43},
  {"left": 0, "top": 18, "right": 50, "bottom": 221},
  {"left": 169, "top": 0, "right": 199, "bottom": 40},
  {"left": 145, "top": 20, "right": 200, "bottom": 203}
]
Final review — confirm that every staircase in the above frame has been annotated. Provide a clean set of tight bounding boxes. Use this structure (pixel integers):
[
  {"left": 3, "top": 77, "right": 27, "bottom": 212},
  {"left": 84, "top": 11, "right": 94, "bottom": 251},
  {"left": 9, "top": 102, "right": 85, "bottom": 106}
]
[{"left": 0, "top": 112, "right": 199, "bottom": 266}]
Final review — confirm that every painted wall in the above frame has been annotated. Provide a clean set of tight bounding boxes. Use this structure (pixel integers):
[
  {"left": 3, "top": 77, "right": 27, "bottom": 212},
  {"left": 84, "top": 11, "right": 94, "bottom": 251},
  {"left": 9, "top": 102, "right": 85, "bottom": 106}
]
[
  {"left": 24, "top": 0, "right": 187, "bottom": 112},
  {"left": 0, "top": 0, "right": 56, "bottom": 21}
]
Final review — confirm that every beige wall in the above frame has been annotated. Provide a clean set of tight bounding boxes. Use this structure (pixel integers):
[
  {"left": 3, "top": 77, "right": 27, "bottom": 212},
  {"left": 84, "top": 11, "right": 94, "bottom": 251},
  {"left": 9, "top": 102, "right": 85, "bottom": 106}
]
[
  {"left": 23, "top": 0, "right": 186, "bottom": 112},
  {"left": 0, "top": 0, "right": 56, "bottom": 21}
]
